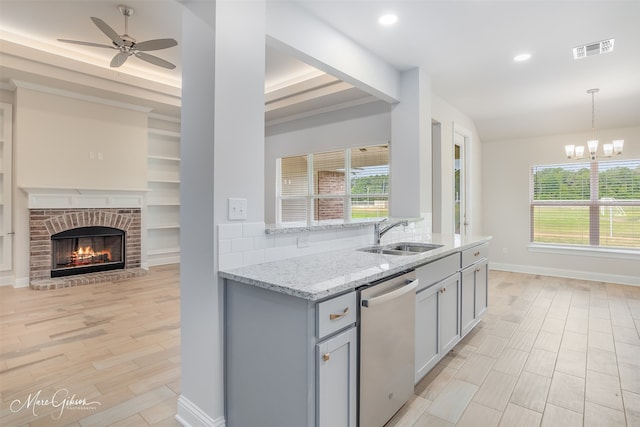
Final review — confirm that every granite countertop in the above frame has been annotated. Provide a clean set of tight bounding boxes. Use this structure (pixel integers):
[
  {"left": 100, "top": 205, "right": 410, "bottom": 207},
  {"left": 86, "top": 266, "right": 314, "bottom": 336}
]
[{"left": 219, "top": 234, "right": 492, "bottom": 301}]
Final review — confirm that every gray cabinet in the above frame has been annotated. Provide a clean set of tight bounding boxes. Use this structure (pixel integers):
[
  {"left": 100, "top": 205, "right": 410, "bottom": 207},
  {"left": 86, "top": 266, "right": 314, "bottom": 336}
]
[
  {"left": 474, "top": 259, "right": 489, "bottom": 318},
  {"left": 440, "top": 274, "right": 461, "bottom": 354},
  {"left": 460, "top": 243, "right": 489, "bottom": 335},
  {"left": 316, "top": 327, "right": 357, "bottom": 427},
  {"left": 415, "top": 254, "right": 461, "bottom": 382},
  {"left": 461, "top": 266, "right": 476, "bottom": 335},
  {"left": 415, "top": 243, "right": 490, "bottom": 383},
  {"left": 225, "top": 280, "right": 357, "bottom": 427}
]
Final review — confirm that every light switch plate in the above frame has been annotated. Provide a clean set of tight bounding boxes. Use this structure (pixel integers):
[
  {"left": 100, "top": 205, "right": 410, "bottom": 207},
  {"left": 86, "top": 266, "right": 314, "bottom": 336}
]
[{"left": 228, "top": 198, "right": 248, "bottom": 220}]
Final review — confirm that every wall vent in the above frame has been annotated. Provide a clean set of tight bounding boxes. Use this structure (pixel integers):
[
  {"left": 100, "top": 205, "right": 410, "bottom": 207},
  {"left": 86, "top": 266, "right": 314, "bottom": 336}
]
[{"left": 573, "top": 38, "right": 615, "bottom": 59}]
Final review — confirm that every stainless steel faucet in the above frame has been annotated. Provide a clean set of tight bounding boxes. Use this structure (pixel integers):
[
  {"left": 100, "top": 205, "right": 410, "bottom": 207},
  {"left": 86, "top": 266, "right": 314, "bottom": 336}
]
[{"left": 374, "top": 219, "right": 409, "bottom": 244}]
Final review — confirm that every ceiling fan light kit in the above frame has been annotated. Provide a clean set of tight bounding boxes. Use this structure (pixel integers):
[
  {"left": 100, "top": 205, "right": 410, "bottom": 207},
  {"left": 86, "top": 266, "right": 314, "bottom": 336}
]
[
  {"left": 564, "top": 88, "right": 624, "bottom": 161},
  {"left": 58, "top": 4, "right": 178, "bottom": 70}
]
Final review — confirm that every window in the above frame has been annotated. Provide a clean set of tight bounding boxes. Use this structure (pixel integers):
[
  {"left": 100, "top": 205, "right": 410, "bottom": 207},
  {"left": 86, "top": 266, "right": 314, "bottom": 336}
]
[
  {"left": 530, "top": 159, "right": 640, "bottom": 250},
  {"left": 277, "top": 145, "right": 389, "bottom": 227}
]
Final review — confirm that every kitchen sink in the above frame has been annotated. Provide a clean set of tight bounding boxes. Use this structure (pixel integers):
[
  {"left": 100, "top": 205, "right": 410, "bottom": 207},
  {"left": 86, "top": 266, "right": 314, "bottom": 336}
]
[{"left": 358, "top": 242, "right": 444, "bottom": 256}]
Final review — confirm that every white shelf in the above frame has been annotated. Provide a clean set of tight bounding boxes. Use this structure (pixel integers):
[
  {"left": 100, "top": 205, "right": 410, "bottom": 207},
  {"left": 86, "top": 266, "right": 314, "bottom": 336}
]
[
  {"left": 148, "top": 224, "right": 180, "bottom": 230},
  {"left": 147, "top": 123, "right": 181, "bottom": 266},
  {"left": 148, "top": 155, "right": 181, "bottom": 162},
  {"left": 148, "top": 128, "right": 180, "bottom": 138},
  {"left": 148, "top": 178, "right": 180, "bottom": 184},
  {"left": 148, "top": 247, "right": 180, "bottom": 256},
  {"left": 148, "top": 202, "right": 180, "bottom": 206}
]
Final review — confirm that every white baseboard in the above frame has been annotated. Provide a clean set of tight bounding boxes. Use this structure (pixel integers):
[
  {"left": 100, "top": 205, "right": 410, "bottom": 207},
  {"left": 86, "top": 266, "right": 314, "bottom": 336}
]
[
  {"left": 0, "top": 273, "right": 15, "bottom": 287},
  {"left": 490, "top": 262, "right": 640, "bottom": 287},
  {"left": 176, "top": 395, "right": 225, "bottom": 427},
  {"left": 14, "top": 276, "right": 30, "bottom": 288}
]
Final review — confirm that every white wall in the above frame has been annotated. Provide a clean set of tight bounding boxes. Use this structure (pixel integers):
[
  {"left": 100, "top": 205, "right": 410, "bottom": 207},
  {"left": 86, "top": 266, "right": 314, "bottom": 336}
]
[
  {"left": 390, "top": 68, "right": 431, "bottom": 218},
  {"left": 178, "top": 1, "right": 265, "bottom": 426},
  {"left": 483, "top": 125, "right": 640, "bottom": 285},
  {"left": 14, "top": 86, "right": 148, "bottom": 190}
]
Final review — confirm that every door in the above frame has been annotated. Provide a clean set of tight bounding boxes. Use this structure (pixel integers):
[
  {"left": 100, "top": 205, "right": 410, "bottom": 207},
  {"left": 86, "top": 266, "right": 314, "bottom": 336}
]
[
  {"left": 317, "top": 327, "right": 357, "bottom": 427},
  {"left": 453, "top": 125, "right": 471, "bottom": 237}
]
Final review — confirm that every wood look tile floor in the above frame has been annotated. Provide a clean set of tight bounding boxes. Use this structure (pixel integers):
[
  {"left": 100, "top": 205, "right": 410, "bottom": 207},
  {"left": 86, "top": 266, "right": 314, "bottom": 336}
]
[
  {"left": 2, "top": 265, "right": 639, "bottom": 426},
  {"left": 387, "top": 270, "right": 640, "bottom": 427},
  {"left": 0, "top": 264, "right": 181, "bottom": 427}
]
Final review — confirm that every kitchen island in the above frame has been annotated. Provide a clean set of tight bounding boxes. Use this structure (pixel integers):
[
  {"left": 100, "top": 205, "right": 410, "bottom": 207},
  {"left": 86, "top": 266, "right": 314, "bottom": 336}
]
[{"left": 219, "top": 233, "right": 491, "bottom": 427}]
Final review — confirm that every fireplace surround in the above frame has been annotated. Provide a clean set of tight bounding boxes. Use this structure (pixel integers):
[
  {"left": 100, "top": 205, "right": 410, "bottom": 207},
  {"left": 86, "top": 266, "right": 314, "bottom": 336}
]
[{"left": 29, "top": 208, "right": 145, "bottom": 289}]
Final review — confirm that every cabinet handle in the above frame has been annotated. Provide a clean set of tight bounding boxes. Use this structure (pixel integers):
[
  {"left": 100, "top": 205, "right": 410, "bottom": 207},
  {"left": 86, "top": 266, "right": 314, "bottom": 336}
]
[
  {"left": 474, "top": 251, "right": 480, "bottom": 257},
  {"left": 440, "top": 288, "right": 445, "bottom": 294},
  {"left": 329, "top": 307, "right": 349, "bottom": 320},
  {"left": 322, "top": 353, "right": 330, "bottom": 362},
  {"left": 475, "top": 267, "right": 482, "bottom": 273}
]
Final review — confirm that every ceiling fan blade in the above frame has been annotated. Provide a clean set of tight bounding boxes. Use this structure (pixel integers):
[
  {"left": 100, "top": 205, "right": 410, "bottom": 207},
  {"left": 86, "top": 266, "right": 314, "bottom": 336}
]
[
  {"left": 135, "top": 52, "right": 176, "bottom": 70},
  {"left": 110, "top": 51, "right": 130, "bottom": 67},
  {"left": 57, "top": 39, "right": 116, "bottom": 49},
  {"left": 90, "top": 17, "right": 123, "bottom": 47},
  {"left": 134, "top": 38, "right": 178, "bottom": 51}
]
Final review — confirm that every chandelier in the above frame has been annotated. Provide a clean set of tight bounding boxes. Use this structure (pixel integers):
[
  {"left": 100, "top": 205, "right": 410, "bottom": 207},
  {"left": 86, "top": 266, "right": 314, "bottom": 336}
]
[{"left": 564, "top": 88, "right": 624, "bottom": 160}]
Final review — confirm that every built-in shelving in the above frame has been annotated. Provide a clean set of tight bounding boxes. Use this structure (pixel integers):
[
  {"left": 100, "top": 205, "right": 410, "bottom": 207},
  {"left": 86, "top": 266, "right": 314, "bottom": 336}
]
[
  {"left": 0, "top": 103, "right": 13, "bottom": 271},
  {"left": 147, "top": 124, "right": 180, "bottom": 266}
]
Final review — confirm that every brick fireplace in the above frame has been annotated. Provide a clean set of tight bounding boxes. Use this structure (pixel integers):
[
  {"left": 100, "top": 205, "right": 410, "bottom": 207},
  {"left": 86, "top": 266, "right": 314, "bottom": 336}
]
[{"left": 24, "top": 189, "right": 147, "bottom": 290}]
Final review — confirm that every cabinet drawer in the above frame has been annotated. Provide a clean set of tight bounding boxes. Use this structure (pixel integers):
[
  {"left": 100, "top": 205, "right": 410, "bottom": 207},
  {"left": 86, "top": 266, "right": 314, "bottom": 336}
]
[
  {"left": 416, "top": 253, "right": 460, "bottom": 291},
  {"left": 461, "top": 243, "right": 489, "bottom": 268},
  {"left": 317, "top": 291, "right": 356, "bottom": 340}
]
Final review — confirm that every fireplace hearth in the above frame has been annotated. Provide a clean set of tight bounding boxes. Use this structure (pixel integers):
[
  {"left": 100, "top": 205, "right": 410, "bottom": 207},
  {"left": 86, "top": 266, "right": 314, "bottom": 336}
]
[{"left": 51, "top": 226, "right": 125, "bottom": 277}]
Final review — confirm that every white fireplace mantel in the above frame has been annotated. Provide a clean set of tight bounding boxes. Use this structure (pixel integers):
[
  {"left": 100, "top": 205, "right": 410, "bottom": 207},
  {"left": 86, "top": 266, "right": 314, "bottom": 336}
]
[{"left": 21, "top": 187, "right": 149, "bottom": 209}]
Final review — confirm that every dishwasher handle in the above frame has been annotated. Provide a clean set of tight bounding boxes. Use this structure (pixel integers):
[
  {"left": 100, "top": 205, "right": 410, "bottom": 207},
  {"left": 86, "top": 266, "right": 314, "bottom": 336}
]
[{"left": 361, "top": 279, "right": 418, "bottom": 308}]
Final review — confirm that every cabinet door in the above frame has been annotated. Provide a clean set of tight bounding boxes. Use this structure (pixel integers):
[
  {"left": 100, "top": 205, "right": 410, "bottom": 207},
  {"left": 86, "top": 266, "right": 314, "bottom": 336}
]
[
  {"left": 415, "top": 282, "right": 440, "bottom": 383},
  {"left": 440, "top": 274, "right": 461, "bottom": 354},
  {"left": 317, "top": 327, "right": 357, "bottom": 427},
  {"left": 415, "top": 273, "right": 461, "bottom": 382},
  {"left": 474, "top": 259, "right": 489, "bottom": 318},
  {"left": 460, "top": 267, "right": 476, "bottom": 335}
]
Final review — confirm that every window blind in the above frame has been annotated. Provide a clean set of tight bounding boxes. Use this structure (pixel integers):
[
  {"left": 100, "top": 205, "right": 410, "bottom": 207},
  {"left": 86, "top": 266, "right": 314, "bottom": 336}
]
[
  {"left": 277, "top": 144, "right": 390, "bottom": 226},
  {"left": 530, "top": 159, "right": 640, "bottom": 249}
]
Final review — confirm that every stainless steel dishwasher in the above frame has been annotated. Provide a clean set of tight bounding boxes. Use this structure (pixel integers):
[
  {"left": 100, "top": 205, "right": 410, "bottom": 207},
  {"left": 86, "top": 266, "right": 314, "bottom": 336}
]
[{"left": 359, "top": 270, "right": 417, "bottom": 427}]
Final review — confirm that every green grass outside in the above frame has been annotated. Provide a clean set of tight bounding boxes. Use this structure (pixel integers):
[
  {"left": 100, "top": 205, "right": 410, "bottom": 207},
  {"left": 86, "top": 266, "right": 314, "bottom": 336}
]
[
  {"left": 352, "top": 206, "right": 388, "bottom": 219},
  {"left": 533, "top": 206, "right": 640, "bottom": 248}
]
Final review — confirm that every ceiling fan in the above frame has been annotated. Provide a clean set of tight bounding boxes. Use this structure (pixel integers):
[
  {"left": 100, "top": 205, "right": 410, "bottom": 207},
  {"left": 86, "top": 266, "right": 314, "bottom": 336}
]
[{"left": 58, "top": 4, "right": 178, "bottom": 70}]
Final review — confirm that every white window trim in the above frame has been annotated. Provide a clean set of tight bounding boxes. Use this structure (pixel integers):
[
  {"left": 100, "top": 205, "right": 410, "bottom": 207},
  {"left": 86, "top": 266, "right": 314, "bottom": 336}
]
[{"left": 528, "top": 243, "right": 640, "bottom": 260}]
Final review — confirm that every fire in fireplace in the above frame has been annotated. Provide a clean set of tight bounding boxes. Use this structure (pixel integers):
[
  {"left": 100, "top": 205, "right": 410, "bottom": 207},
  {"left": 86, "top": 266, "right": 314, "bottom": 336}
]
[{"left": 51, "top": 226, "right": 125, "bottom": 277}]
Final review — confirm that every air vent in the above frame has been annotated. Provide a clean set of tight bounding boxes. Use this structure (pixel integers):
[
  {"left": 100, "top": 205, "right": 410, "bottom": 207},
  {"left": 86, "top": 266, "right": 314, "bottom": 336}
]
[{"left": 573, "top": 38, "right": 615, "bottom": 59}]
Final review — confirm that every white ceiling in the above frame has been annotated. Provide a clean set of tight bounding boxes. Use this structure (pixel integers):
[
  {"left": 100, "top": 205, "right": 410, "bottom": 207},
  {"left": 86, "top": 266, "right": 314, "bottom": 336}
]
[{"left": 1, "top": 1, "right": 639, "bottom": 141}]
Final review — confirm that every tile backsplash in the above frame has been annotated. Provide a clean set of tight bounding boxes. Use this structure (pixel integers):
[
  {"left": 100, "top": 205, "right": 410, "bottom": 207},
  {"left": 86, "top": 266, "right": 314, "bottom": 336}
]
[{"left": 218, "top": 214, "right": 432, "bottom": 270}]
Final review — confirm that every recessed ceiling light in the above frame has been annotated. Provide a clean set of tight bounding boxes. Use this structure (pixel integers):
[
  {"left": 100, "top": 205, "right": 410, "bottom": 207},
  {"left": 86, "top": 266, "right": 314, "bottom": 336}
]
[
  {"left": 378, "top": 14, "right": 398, "bottom": 26},
  {"left": 513, "top": 53, "right": 532, "bottom": 62}
]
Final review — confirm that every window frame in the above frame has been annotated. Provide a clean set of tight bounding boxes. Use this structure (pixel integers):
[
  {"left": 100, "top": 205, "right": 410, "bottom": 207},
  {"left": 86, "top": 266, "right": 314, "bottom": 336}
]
[
  {"left": 529, "top": 159, "right": 640, "bottom": 252},
  {"left": 276, "top": 145, "right": 390, "bottom": 227}
]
